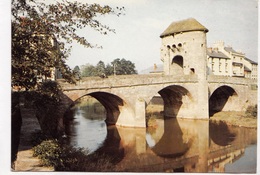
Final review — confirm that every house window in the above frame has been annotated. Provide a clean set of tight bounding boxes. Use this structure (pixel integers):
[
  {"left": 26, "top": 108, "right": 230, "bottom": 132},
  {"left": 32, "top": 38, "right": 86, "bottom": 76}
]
[
  {"left": 219, "top": 59, "right": 222, "bottom": 72},
  {"left": 225, "top": 59, "right": 228, "bottom": 72}
]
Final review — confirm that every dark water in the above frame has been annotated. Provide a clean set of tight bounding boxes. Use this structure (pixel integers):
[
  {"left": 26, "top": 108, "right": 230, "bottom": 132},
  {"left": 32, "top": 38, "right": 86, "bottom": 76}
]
[{"left": 65, "top": 100, "right": 257, "bottom": 173}]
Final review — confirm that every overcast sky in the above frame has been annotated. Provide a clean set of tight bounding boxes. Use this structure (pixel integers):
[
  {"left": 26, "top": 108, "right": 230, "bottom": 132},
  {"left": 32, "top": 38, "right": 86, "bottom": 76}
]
[{"left": 64, "top": 0, "right": 258, "bottom": 72}]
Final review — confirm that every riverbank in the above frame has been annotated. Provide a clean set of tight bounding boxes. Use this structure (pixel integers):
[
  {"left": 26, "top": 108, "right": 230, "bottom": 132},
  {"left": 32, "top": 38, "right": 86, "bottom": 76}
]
[{"left": 209, "top": 111, "right": 257, "bottom": 128}]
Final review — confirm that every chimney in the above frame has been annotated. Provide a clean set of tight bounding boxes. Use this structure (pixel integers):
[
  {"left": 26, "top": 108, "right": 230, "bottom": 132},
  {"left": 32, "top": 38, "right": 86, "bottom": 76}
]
[
  {"left": 213, "top": 40, "right": 224, "bottom": 49},
  {"left": 154, "top": 64, "right": 157, "bottom": 71},
  {"left": 213, "top": 47, "right": 219, "bottom": 52}
]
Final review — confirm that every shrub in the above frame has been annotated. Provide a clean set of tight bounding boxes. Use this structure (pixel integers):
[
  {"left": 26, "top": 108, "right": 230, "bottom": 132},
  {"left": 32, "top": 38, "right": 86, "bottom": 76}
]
[
  {"left": 32, "top": 140, "right": 62, "bottom": 167},
  {"left": 32, "top": 139, "right": 117, "bottom": 171},
  {"left": 245, "top": 104, "right": 257, "bottom": 118}
]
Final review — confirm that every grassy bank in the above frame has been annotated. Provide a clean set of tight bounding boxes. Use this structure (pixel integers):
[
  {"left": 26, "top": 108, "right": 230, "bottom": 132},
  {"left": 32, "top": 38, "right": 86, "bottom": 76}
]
[{"left": 210, "top": 111, "right": 257, "bottom": 128}]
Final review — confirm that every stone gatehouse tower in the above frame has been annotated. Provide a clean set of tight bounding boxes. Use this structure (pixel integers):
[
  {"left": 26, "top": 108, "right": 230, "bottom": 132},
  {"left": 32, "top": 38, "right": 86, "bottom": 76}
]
[
  {"left": 160, "top": 18, "right": 209, "bottom": 118},
  {"left": 160, "top": 18, "right": 208, "bottom": 80}
]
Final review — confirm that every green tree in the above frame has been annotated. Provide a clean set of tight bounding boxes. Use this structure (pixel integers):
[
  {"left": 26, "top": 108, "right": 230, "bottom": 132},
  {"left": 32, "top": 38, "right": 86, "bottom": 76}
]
[
  {"left": 80, "top": 58, "right": 137, "bottom": 77},
  {"left": 105, "top": 63, "right": 114, "bottom": 76},
  {"left": 12, "top": 0, "right": 123, "bottom": 90},
  {"left": 11, "top": 0, "right": 123, "bottom": 165},
  {"left": 73, "top": 65, "right": 81, "bottom": 79},
  {"left": 80, "top": 63, "right": 96, "bottom": 77},
  {"left": 110, "top": 58, "right": 137, "bottom": 75},
  {"left": 96, "top": 60, "right": 106, "bottom": 76}
]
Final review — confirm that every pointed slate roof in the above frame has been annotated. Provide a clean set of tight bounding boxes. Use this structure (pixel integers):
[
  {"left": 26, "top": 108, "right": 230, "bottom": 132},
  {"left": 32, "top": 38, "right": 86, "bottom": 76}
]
[{"left": 160, "top": 18, "right": 209, "bottom": 38}]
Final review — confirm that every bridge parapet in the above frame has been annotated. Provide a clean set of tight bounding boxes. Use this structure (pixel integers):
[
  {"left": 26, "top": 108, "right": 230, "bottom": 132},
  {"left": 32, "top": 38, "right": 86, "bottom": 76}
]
[
  {"left": 208, "top": 75, "right": 257, "bottom": 86},
  {"left": 58, "top": 74, "right": 199, "bottom": 90}
]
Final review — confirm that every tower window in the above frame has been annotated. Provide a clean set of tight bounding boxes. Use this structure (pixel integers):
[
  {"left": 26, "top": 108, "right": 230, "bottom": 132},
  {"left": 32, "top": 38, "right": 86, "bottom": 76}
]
[{"left": 172, "top": 55, "right": 183, "bottom": 68}]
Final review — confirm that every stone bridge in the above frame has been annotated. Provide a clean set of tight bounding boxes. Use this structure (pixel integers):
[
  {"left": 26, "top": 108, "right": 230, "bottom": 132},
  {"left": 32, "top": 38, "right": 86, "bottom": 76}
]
[{"left": 58, "top": 74, "right": 257, "bottom": 127}]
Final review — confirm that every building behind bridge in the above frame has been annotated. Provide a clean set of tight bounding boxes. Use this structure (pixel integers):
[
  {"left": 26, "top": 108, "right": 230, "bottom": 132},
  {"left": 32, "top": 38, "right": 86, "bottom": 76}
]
[{"left": 207, "top": 41, "right": 257, "bottom": 80}]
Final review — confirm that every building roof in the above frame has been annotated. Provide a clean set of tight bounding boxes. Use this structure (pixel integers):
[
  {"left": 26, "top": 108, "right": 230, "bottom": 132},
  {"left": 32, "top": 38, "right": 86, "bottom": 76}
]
[
  {"left": 207, "top": 50, "right": 230, "bottom": 59},
  {"left": 244, "top": 65, "right": 251, "bottom": 72},
  {"left": 160, "top": 18, "right": 208, "bottom": 38},
  {"left": 224, "top": 47, "right": 244, "bottom": 55},
  {"left": 245, "top": 57, "right": 258, "bottom": 65}
]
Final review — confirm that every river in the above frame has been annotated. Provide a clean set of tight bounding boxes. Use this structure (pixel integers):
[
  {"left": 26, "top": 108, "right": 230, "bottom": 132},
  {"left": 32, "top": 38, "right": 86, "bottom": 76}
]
[{"left": 64, "top": 96, "right": 257, "bottom": 173}]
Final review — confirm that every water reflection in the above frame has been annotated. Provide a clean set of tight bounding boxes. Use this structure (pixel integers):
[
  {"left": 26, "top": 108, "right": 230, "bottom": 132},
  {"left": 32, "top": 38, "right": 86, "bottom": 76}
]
[
  {"left": 91, "top": 125, "right": 125, "bottom": 164},
  {"left": 65, "top": 98, "right": 257, "bottom": 173},
  {"left": 64, "top": 96, "right": 107, "bottom": 154},
  {"left": 209, "top": 121, "right": 236, "bottom": 146},
  {"left": 151, "top": 117, "right": 192, "bottom": 158},
  {"left": 68, "top": 112, "right": 107, "bottom": 153}
]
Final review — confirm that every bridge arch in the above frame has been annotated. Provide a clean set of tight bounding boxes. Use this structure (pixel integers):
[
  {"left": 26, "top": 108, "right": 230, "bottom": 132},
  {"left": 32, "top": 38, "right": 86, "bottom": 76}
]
[
  {"left": 209, "top": 85, "right": 238, "bottom": 116},
  {"left": 88, "top": 92, "right": 123, "bottom": 125},
  {"left": 74, "top": 91, "right": 135, "bottom": 126},
  {"left": 158, "top": 85, "right": 193, "bottom": 118}
]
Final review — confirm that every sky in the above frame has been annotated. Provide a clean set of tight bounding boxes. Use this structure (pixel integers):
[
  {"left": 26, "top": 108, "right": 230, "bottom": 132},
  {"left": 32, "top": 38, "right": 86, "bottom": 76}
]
[{"left": 64, "top": 0, "right": 258, "bottom": 73}]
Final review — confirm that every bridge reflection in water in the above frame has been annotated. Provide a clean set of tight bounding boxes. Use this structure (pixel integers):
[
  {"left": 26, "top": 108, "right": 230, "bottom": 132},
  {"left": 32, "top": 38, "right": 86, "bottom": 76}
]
[{"left": 65, "top": 101, "right": 257, "bottom": 173}]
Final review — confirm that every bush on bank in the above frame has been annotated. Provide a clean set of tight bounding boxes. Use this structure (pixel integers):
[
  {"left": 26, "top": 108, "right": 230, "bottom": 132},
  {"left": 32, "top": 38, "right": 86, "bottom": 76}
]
[
  {"left": 245, "top": 104, "right": 257, "bottom": 118},
  {"left": 32, "top": 138, "right": 119, "bottom": 171}
]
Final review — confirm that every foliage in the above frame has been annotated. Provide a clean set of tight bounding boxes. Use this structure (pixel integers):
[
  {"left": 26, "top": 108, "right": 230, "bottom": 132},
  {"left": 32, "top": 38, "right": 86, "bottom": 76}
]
[
  {"left": 80, "top": 63, "right": 97, "bottom": 77},
  {"left": 110, "top": 58, "right": 137, "bottom": 75},
  {"left": 96, "top": 60, "right": 106, "bottom": 76},
  {"left": 12, "top": 0, "right": 123, "bottom": 90},
  {"left": 32, "top": 139, "right": 119, "bottom": 171},
  {"left": 36, "top": 81, "right": 63, "bottom": 102},
  {"left": 80, "top": 58, "right": 137, "bottom": 77},
  {"left": 32, "top": 139, "right": 62, "bottom": 167},
  {"left": 73, "top": 65, "right": 81, "bottom": 79},
  {"left": 245, "top": 104, "right": 257, "bottom": 118}
]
